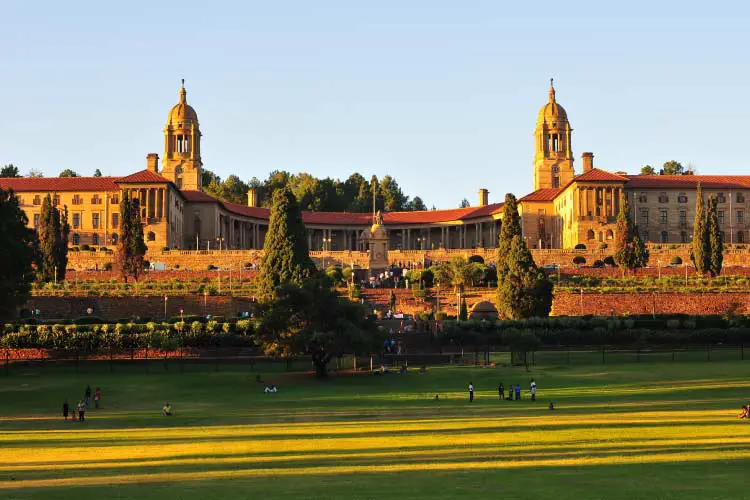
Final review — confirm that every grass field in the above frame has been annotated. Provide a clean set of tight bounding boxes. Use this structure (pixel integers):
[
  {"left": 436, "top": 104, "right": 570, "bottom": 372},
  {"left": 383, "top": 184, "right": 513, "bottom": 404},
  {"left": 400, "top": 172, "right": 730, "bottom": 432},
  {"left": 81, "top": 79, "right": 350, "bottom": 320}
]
[{"left": 1, "top": 361, "right": 749, "bottom": 499}]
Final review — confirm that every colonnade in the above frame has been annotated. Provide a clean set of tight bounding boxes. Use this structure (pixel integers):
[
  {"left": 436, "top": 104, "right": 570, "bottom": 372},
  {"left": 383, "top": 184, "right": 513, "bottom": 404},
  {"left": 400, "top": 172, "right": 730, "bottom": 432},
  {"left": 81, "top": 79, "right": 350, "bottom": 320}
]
[{"left": 577, "top": 186, "right": 623, "bottom": 218}]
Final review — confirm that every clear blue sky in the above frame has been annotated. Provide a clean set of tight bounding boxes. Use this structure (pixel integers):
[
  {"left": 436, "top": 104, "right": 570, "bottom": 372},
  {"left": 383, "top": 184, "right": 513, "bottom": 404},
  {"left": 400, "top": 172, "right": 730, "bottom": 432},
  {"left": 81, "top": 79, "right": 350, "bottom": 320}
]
[{"left": 2, "top": 1, "right": 748, "bottom": 208}]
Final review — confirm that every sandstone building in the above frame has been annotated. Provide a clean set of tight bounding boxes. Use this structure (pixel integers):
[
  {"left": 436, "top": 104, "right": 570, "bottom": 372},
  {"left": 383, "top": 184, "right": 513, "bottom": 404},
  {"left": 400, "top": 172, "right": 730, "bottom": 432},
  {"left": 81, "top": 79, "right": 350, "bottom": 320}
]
[{"left": 1, "top": 81, "right": 749, "bottom": 253}]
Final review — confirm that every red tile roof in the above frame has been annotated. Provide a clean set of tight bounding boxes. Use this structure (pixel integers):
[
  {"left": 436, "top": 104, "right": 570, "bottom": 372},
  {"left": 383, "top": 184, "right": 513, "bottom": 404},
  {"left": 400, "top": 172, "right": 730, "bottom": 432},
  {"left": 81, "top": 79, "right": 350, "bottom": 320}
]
[
  {"left": 625, "top": 175, "right": 750, "bottom": 189},
  {"left": 117, "top": 169, "right": 171, "bottom": 184},
  {"left": 574, "top": 168, "right": 629, "bottom": 182},
  {"left": 188, "top": 189, "right": 504, "bottom": 226},
  {"left": 180, "top": 190, "right": 221, "bottom": 202},
  {"left": 519, "top": 188, "right": 561, "bottom": 202},
  {"left": 0, "top": 176, "right": 120, "bottom": 192}
]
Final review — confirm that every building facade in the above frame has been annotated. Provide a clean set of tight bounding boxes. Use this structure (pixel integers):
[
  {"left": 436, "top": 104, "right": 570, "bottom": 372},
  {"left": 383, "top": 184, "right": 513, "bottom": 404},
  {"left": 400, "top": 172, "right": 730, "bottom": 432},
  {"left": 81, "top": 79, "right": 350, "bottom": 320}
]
[{"left": 2, "top": 81, "right": 749, "bottom": 254}]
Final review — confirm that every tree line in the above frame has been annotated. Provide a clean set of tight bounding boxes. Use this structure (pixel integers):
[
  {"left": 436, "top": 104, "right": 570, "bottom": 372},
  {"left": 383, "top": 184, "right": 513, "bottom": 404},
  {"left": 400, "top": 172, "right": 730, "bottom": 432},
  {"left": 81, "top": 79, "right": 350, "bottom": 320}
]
[{"left": 202, "top": 169, "right": 428, "bottom": 212}]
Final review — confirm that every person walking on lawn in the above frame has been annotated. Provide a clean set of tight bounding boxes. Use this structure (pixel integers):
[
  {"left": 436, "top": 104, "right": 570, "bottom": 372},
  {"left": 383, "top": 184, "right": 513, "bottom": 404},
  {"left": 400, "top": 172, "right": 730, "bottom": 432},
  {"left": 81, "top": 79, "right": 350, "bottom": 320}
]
[
  {"left": 498, "top": 383, "right": 504, "bottom": 400},
  {"left": 469, "top": 382, "right": 475, "bottom": 403},
  {"left": 62, "top": 399, "right": 69, "bottom": 421}
]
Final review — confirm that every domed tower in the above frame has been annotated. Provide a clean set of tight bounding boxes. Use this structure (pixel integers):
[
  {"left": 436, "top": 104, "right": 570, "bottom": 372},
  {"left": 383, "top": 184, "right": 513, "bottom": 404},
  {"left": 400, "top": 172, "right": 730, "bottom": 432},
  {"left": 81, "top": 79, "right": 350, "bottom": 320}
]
[
  {"left": 533, "top": 79, "right": 574, "bottom": 190},
  {"left": 160, "top": 80, "right": 203, "bottom": 191}
]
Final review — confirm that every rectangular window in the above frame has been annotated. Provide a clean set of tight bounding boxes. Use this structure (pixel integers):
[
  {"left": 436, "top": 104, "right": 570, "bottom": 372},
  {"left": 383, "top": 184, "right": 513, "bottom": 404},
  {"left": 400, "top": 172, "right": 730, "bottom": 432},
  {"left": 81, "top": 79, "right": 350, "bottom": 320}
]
[
  {"left": 679, "top": 210, "right": 687, "bottom": 226},
  {"left": 717, "top": 192, "right": 726, "bottom": 203},
  {"left": 658, "top": 192, "right": 669, "bottom": 203},
  {"left": 92, "top": 213, "right": 100, "bottom": 229},
  {"left": 718, "top": 210, "right": 724, "bottom": 226},
  {"left": 91, "top": 195, "right": 101, "bottom": 205},
  {"left": 660, "top": 209, "right": 668, "bottom": 224},
  {"left": 33, "top": 195, "right": 41, "bottom": 206},
  {"left": 72, "top": 195, "right": 82, "bottom": 205},
  {"left": 72, "top": 213, "right": 80, "bottom": 228},
  {"left": 33, "top": 214, "right": 40, "bottom": 228},
  {"left": 738, "top": 210, "right": 745, "bottom": 224},
  {"left": 738, "top": 193, "right": 745, "bottom": 203},
  {"left": 678, "top": 193, "right": 688, "bottom": 203},
  {"left": 640, "top": 208, "right": 649, "bottom": 226},
  {"left": 111, "top": 195, "right": 119, "bottom": 204},
  {"left": 638, "top": 192, "right": 647, "bottom": 203},
  {"left": 112, "top": 213, "right": 119, "bottom": 228}
]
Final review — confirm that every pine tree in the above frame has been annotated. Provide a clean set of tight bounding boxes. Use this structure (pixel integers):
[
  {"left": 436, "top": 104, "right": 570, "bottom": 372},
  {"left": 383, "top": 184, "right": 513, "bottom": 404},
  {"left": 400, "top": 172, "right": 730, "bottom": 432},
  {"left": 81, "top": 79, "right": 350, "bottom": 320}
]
[
  {"left": 0, "top": 188, "right": 38, "bottom": 320},
  {"left": 613, "top": 192, "right": 649, "bottom": 274},
  {"left": 116, "top": 193, "right": 147, "bottom": 282},
  {"left": 495, "top": 193, "right": 553, "bottom": 319},
  {"left": 690, "top": 183, "right": 710, "bottom": 274},
  {"left": 706, "top": 196, "right": 723, "bottom": 277},
  {"left": 258, "top": 188, "right": 315, "bottom": 301},
  {"left": 37, "top": 194, "right": 70, "bottom": 282}
]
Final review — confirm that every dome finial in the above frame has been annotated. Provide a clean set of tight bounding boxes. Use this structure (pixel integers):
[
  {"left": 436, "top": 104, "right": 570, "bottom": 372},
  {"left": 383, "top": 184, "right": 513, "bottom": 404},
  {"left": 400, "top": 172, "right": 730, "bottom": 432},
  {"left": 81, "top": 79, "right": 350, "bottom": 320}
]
[
  {"left": 549, "top": 77, "right": 555, "bottom": 103},
  {"left": 179, "top": 78, "right": 187, "bottom": 104}
]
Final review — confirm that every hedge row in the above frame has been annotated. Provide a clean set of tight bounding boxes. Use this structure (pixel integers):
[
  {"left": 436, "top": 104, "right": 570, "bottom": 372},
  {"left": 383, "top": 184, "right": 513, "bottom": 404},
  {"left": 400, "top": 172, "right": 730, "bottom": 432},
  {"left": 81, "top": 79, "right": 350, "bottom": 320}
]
[
  {"left": 0, "top": 320, "right": 255, "bottom": 351},
  {"left": 441, "top": 315, "right": 750, "bottom": 347}
]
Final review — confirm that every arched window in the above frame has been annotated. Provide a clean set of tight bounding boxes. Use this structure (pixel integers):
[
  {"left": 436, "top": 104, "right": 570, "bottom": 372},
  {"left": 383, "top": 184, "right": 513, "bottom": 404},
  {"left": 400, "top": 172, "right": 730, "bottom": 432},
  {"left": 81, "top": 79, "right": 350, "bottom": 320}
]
[
  {"left": 586, "top": 229, "right": 595, "bottom": 240},
  {"left": 147, "top": 231, "right": 156, "bottom": 242},
  {"left": 680, "top": 231, "right": 688, "bottom": 243},
  {"left": 660, "top": 231, "right": 668, "bottom": 243},
  {"left": 112, "top": 233, "right": 119, "bottom": 245},
  {"left": 174, "top": 166, "right": 183, "bottom": 189},
  {"left": 92, "top": 233, "right": 99, "bottom": 245},
  {"left": 72, "top": 233, "right": 80, "bottom": 245},
  {"left": 551, "top": 165, "right": 560, "bottom": 188},
  {"left": 606, "top": 229, "right": 614, "bottom": 240}
]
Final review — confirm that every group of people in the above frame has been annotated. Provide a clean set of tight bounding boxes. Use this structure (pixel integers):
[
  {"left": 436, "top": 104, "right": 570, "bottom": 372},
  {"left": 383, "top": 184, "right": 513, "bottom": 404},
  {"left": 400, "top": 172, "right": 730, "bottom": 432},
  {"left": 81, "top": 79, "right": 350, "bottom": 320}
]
[
  {"left": 62, "top": 385, "right": 101, "bottom": 422},
  {"left": 468, "top": 379, "right": 538, "bottom": 402}
]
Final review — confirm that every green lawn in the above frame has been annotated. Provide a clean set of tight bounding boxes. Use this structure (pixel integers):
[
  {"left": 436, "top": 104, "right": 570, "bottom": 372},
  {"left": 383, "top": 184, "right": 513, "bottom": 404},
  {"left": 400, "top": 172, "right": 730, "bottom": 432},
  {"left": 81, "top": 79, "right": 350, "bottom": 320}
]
[{"left": 1, "top": 361, "right": 749, "bottom": 499}]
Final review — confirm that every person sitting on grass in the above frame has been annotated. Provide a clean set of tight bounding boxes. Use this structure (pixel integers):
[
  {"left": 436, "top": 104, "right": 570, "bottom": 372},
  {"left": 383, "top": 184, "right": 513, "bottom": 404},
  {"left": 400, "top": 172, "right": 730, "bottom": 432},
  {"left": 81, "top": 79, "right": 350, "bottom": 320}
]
[
  {"left": 739, "top": 405, "right": 749, "bottom": 419},
  {"left": 162, "top": 402, "right": 173, "bottom": 416},
  {"left": 264, "top": 385, "right": 278, "bottom": 394}
]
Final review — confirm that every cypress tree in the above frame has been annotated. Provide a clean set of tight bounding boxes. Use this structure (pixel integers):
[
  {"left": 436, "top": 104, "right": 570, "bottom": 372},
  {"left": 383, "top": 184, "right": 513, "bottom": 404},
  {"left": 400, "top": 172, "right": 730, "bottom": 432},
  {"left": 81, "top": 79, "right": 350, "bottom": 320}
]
[
  {"left": 116, "top": 193, "right": 147, "bottom": 282},
  {"left": 0, "top": 188, "right": 38, "bottom": 320},
  {"left": 497, "top": 236, "right": 553, "bottom": 319},
  {"left": 37, "top": 194, "right": 70, "bottom": 282},
  {"left": 613, "top": 192, "right": 649, "bottom": 274},
  {"left": 495, "top": 193, "right": 553, "bottom": 319},
  {"left": 258, "top": 188, "right": 315, "bottom": 301},
  {"left": 497, "top": 193, "right": 522, "bottom": 278},
  {"left": 706, "top": 196, "right": 723, "bottom": 277},
  {"left": 690, "top": 183, "right": 710, "bottom": 274},
  {"left": 458, "top": 297, "right": 468, "bottom": 321}
]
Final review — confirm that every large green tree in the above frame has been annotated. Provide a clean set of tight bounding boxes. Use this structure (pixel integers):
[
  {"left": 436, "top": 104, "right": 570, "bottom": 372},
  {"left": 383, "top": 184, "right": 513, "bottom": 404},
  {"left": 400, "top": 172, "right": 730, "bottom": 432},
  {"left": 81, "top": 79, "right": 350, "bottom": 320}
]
[
  {"left": 640, "top": 165, "right": 656, "bottom": 175},
  {"left": 497, "top": 236, "right": 553, "bottom": 319},
  {"left": 0, "top": 189, "right": 38, "bottom": 320},
  {"left": 690, "top": 183, "right": 710, "bottom": 275},
  {"left": 613, "top": 192, "right": 649, "bottom": 274},
  {"left": 116, "top": 193, "right": 147, "bottom": 282},
  {"left": 257, "top": 188, "right": 315, "bottom": 301},
  {"left": 37, "top": 195, "right": 70, "bottom": 283},
  {"left": 59, "top": 169, "right": 79, "bottom": 178},
  {"left": 705, "top": 196, "right": 723, "bottom": 277},
  {"left": 661, "top": 160, "right": 684, "bottom": 176},
  {"left": 256, "top": 273, "right": 381, "bottom": 377},
  {"left": 0, "top": 164, "right": 20, "bottom": 178},
  {"left": 495, "top": 193, "right": 553, "bottom": 319}
]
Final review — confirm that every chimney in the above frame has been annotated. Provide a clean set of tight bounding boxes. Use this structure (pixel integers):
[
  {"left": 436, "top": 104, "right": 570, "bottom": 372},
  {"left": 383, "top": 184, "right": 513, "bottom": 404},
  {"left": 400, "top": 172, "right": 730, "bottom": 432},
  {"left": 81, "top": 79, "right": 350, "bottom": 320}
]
[
  {"left": 146, "top": 153, "right": 159, "bottom": 173},
  {"left": 478, "top": 188, "right": 489, "bottom": 207},
  {"left": 247, "top": 188, "right": 257, "bottom": 207},
  {"left": 582, "top": 152, "right": 594, "bottom": 173}
]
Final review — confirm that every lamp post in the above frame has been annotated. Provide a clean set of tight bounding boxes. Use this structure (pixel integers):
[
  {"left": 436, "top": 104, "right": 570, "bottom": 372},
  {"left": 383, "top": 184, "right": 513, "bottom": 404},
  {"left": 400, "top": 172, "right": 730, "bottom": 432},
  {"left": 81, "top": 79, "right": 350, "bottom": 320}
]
[
  {"left": 180, "top": 308, "right": 184, "bottom": 322},
  {"left": 217, "top": 236, "right": 224, "bottom": 251},
  {"left": 164, "top": 296, "right": 168, "bottom": 320}
]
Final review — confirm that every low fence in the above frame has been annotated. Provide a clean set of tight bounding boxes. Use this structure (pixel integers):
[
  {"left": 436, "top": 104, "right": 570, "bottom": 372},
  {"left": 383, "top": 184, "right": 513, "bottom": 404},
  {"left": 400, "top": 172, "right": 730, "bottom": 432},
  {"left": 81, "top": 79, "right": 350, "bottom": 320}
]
[{"left": 3, "top": 345, "right": 748, "bottom": 376}]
